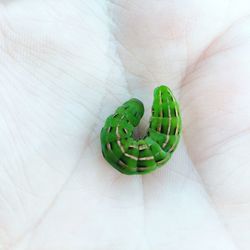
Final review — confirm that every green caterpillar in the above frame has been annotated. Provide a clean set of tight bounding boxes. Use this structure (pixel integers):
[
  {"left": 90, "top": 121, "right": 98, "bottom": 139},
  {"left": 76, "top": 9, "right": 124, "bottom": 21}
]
[{"left": 100, "top": 85, "right": 181, "bottom": 175}]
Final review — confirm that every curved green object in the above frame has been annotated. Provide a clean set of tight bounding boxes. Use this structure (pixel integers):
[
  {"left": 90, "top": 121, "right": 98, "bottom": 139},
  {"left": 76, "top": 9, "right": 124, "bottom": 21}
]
[{"left": 100, "top": 85, "right": 182, "bottom": 175}]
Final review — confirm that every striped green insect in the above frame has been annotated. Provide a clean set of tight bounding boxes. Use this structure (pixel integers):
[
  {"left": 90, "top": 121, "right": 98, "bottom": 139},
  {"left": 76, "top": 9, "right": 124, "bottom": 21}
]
[{"left": 100, "top": 85, "right": 182, "bottom": 175}]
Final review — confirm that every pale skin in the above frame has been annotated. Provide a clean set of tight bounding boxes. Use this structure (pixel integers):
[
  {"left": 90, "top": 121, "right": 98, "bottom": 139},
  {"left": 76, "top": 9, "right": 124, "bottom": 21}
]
[{"left": 0, "top": 0, "right": 250, "bottom": 249}]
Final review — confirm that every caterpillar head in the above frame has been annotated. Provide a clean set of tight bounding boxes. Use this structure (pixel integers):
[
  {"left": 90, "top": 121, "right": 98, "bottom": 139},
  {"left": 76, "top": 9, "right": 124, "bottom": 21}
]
[{"left": 117, "top": 98, "right": 144, "bottom": 127}]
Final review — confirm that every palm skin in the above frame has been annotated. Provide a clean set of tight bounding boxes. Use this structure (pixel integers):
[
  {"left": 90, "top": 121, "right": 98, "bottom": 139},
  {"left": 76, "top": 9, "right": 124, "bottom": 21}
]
[{"left": 0, "top": 0, "right": 250, "bottom": 250}]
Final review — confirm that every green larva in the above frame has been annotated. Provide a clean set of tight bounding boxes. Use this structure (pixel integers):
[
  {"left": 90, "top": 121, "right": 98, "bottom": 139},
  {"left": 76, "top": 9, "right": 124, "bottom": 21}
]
[{"left": 100, "top": 85, "right": 182, "bottom": 175}]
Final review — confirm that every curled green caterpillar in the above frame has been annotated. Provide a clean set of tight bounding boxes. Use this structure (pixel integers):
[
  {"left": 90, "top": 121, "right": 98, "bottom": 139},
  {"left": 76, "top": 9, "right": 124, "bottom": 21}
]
[{"left": 100, "top": 85, "right": 182, "bottom": 175}]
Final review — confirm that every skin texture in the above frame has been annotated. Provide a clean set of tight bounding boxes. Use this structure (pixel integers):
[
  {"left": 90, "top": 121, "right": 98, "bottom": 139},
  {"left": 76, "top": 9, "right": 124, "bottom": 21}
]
[
  {"left": 1, "top": 1, "right": 250, "bottom": 250},
  {"left": 101, "top": 85, "right": 181, "bottom": 174}
]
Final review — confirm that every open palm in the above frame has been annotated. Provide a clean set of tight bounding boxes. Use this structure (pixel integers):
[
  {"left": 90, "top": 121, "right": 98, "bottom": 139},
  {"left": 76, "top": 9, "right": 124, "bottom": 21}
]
[{"left": 1, "top": 1, "right": 250, "bottom": 249}]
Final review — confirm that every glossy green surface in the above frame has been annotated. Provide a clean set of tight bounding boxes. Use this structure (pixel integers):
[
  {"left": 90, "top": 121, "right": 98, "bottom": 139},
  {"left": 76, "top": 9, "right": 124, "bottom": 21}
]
[{"left": 100, "top": 85, "right": 182, "bottom": 175}]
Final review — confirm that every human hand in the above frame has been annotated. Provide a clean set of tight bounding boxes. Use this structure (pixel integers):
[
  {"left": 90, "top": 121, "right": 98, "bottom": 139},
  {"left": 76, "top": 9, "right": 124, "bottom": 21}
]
[{"left": 1, "top": 1, "right": 250, "bottom": 249}]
